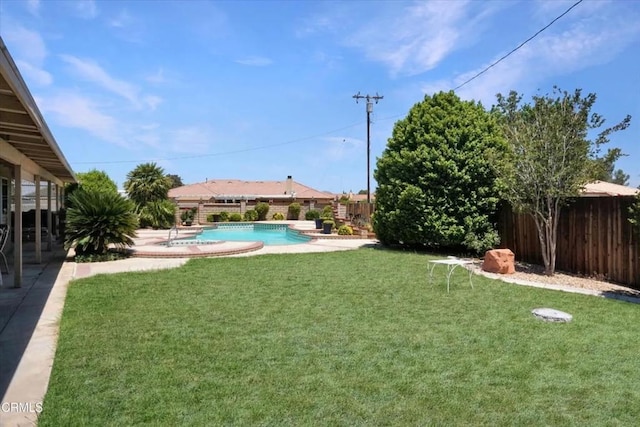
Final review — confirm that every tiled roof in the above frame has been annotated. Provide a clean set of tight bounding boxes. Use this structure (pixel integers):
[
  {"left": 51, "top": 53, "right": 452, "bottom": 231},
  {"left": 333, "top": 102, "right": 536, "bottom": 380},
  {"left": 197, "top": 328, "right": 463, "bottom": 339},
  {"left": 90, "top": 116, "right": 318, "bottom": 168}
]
[
  {"left": 335, "top": 193, "right": 376, "bottom": 202},
  {"left": 582, "top": 181, "right": 639, "bottom": 197},
  {"left": 168, "top": 178, "right": 334, "bottom": 200}
]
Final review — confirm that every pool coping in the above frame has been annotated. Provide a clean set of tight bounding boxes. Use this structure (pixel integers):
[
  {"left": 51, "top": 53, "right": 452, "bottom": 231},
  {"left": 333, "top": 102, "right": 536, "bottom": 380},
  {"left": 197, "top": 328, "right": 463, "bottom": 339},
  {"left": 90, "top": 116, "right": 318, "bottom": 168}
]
[{"left": 125, "top": 221, "right": 374, "bottom": 258}]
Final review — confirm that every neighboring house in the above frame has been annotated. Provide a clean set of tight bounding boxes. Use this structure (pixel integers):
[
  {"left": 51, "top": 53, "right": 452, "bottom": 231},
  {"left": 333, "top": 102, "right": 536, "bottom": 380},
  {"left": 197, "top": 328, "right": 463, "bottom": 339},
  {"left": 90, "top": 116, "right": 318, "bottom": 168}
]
[
  {"left": 581, "top": 180, "right": 639, "bottom": 197},
  {"left": 0, "top": 36, "right": 77, "bottom": 288},
  {"left": 336, "top": 191, "right": 376, "bottom": 203},
  {"left": 168, "top": 175, "right": 334, "bottom": 221}
]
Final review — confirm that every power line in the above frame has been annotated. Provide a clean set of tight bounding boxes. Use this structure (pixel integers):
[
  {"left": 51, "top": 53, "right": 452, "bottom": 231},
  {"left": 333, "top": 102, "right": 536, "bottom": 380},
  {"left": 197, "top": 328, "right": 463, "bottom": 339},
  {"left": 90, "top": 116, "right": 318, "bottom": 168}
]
[
  {"left": 453, "top": 0, "right": 584, "bottom": 91},
  {"left": 73, "top": 120, "right": 362, "bottom": 165},
  {"left": 75, "top": 1, "right": 583, "bottom": 167}
]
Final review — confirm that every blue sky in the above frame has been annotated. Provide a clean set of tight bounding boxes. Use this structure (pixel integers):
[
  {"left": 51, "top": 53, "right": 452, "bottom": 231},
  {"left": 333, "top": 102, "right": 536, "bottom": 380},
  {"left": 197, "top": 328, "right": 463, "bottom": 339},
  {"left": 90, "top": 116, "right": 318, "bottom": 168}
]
[{"left": 1, "top": 0, "right": 639, "bottom": 192}]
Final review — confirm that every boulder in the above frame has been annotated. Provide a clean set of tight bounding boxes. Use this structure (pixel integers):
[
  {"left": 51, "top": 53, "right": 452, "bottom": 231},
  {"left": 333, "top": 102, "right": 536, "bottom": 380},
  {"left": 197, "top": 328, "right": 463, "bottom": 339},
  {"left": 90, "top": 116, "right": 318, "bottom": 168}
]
[{"left": 482, "top": 249, "right": 515, "bottom": 274}]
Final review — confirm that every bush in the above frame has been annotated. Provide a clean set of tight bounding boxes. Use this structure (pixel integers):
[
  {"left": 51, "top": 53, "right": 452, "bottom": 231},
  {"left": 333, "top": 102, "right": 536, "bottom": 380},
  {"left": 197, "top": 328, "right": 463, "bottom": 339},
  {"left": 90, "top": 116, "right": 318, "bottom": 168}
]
[
  {"left": 64, "top": 189, "right": 138, "bottom": 256},
  {"left": 229, "top": 213, "right": 242, "bottom": 222},
  {"left": 139, "top": 200, "right": 176, "bottom": 229},
  {"left": 337, "top": 225, "right": 353, "bottom": 235},
  {"left": 374, "top": 91, "right": 504, "bottom": 253},
  {"left": 206, "top": 213, "right": 215, "bottom": 222},
  {"left": 219, "top": 212, "right": 229, "bottom": 222},
  {"left": 321, "top": 205, "right": 334, "bottom": 219},
  {"left": 272, "top": 212, "right": 285, "bottom": 220},
  {"left": 180, "top": 207, "right": 197, "bottom": 224},
  {"left": 244, "top": 209, "right": 258, "bottom": 221},
  {"left": 288, "top": 202, "right": 301, "bottom": 220},
  {"left": 74, "top": 250, "right": 128, "bottom": 263},
  {"left": 305, "top": 209, "right": 320, "bottom": 220},
  {"left": 255, "top": 202, "right": 270, "bottom": 221}
]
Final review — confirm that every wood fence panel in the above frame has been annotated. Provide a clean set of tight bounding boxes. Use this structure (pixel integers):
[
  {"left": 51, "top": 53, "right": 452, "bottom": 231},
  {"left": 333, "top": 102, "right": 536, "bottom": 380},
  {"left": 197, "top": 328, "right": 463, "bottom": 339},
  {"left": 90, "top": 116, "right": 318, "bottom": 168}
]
[
  {"left": 498, "top": 197, "right": 639, "bottom": 288},
  {"left": 344, "top": 203, "right": 376, "bottom": 221}
]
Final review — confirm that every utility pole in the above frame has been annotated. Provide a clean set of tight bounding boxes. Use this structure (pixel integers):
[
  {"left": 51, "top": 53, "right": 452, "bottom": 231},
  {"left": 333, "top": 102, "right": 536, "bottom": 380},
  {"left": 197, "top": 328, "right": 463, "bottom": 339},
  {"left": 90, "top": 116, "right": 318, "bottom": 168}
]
[{"left": 353, "top": 92, "right": 383, "bottom": 204}]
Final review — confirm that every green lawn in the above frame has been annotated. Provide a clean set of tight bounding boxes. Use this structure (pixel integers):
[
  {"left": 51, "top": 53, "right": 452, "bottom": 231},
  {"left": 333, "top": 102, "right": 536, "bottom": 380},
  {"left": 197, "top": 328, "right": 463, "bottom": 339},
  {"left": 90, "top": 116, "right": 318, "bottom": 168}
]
[{"left": 40, "top": 248, "right": 640, "bottom": 426}]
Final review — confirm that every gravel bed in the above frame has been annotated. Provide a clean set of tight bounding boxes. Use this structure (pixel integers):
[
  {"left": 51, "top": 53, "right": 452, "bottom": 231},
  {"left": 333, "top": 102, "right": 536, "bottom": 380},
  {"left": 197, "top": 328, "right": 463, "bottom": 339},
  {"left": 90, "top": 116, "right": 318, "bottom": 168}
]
[{"left": 472, "top": 261, "right": 640, "bottom": 299}]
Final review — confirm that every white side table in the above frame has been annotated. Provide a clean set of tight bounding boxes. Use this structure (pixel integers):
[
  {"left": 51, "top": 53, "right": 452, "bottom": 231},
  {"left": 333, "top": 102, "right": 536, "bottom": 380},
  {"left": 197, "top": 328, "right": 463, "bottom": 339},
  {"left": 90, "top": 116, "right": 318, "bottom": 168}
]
[{"left": 428, "top": 259, "right": 475, "bottom": 293}]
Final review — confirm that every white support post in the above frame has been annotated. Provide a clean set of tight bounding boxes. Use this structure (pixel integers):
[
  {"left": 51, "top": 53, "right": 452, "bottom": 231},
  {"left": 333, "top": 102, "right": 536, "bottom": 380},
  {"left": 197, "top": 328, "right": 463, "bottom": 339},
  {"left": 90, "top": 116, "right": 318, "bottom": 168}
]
[{"left": 35, "top": 175, "right": 41, "bottom": 263}]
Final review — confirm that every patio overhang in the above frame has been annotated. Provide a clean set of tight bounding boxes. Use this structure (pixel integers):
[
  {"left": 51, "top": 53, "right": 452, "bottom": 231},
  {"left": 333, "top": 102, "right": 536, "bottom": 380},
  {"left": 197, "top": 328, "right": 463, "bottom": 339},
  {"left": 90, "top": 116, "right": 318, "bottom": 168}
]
[
  {"left": 0, "top": 37, "right": 76, "bottom": 185},
  {"left": 0, "top": 36, "right": 76, "bottom": 289}
]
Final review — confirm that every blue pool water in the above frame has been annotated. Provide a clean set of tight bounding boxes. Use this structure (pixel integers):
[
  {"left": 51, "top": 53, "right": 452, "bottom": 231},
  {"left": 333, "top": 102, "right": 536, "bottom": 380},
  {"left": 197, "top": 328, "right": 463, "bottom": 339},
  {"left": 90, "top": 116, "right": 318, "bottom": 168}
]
[{"left": 180, "top": 224, "right": 310, "bottom": 246}]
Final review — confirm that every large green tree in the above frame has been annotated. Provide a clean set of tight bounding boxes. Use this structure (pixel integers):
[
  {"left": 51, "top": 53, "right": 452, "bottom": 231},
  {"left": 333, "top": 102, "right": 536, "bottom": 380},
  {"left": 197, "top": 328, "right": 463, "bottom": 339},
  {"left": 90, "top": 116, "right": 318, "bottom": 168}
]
[
  {"left": 374, "top": 91, "right": 506, "bottom": 253},
  {"left": 124, "top": 162, "right": 171, "bottom": 207},
  {"left": 124, "top": 163, "right": 174, "bottom": 229},
  {"left": 65, "top": 169, "right": 117, "bottom": 209},
  {"left": 494, "top": 87, "right": 631, "bottom": 275},
  {"left": 76, "top": 169, "right": 118, "bottom": 194},
  {"left": 166, "top": 174, "right": 184, "bottom": 189},
  {"left": 592, "top": 147, "right": 630, "bottom": 186}
]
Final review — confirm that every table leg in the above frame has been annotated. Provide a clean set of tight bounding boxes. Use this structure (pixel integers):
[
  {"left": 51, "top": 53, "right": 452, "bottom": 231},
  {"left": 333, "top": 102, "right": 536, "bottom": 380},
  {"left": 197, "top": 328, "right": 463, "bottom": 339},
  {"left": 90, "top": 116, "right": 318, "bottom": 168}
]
[
  {"left": 446, "top": 264, "right": 459, "bottom": 293},
  {"left": 428, "top": 262, "right": 437, "bottom": 286}
]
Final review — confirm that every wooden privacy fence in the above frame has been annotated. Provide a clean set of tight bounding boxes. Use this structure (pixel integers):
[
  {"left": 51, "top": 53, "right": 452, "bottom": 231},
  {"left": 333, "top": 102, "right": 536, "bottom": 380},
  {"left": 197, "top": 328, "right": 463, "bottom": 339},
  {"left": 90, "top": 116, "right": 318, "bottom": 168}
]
[
  {"left": 498, "top": 197, "right": 640, "bottom": 288},
  {"left": 344, "top": 202, "right": 376, "bottom": 222}
]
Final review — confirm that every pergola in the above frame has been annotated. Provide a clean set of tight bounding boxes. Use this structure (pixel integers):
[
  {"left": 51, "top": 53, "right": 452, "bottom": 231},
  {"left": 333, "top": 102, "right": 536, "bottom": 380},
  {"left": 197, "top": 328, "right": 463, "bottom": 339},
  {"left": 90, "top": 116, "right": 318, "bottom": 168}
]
[{"left": 0, "top": 37, "right": 76, "bottom": 287}]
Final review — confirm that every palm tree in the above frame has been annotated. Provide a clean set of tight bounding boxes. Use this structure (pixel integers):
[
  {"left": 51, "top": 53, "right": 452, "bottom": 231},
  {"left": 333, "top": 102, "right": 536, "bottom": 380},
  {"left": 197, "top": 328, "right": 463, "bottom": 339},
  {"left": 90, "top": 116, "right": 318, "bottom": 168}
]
[{"left": 124, "top": 162, "right": 171, "bottom": 207}]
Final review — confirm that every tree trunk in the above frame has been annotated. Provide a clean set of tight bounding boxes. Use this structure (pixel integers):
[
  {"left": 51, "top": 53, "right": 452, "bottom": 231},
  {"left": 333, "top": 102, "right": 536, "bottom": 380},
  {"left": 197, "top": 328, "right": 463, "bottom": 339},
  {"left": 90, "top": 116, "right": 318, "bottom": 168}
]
[{"left": 531, "top": 198, "right": 561, "bottom": 276}]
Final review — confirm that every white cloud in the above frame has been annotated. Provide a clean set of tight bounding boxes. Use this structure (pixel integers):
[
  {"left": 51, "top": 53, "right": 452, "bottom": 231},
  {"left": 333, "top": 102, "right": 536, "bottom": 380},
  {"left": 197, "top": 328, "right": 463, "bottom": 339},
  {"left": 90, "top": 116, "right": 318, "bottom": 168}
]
[
  {"left": 4, "top": 25, "right": 47, "bottom": 64},
  {"left": 16, "top": 60, "right": 53, "bottom": 86},
  {"left": 143, "top": 95, "right": 163, "bottom": 111},
  {"left": 145, "top": 68, "right": 167, "bottom": 85},
  {"left": 3, "top": 25, "right": 52, "bottom": 87},
  {"left": 26, "top": 0, "right": 40, "bottom": 16},
  {"left": 60, "top": 54, "right": 140, "bottom": 105},
  {"left": 234, "top": 56, "right": 273, "bottom": 67},
  {"left": 169, "top": 126, "right": 215, "bottom": 154},
  {"left": 295, "top": 15, "right": 339, "bottom": 38},
  {"left": 344, "top": 1, "right": 475, "bottom": 77},
  {"left": 420, "top": 2, "right": 640, "bottom": 106},
  {"left": 108, "top": 9, "right": 133, "bottom": 28},
  {"left": 73, "top": 0, "right": 98, "bottom": 19},
  {"left": 38, "top": 92, "right": 126, "bottom": 147}
]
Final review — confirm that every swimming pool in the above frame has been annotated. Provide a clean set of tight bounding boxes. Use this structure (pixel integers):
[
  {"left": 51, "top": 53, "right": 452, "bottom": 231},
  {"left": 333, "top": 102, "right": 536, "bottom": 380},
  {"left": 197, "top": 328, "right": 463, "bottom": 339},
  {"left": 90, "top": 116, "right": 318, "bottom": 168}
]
[{"left": 177, "top": 223, "right": 311, "bottom": 246}]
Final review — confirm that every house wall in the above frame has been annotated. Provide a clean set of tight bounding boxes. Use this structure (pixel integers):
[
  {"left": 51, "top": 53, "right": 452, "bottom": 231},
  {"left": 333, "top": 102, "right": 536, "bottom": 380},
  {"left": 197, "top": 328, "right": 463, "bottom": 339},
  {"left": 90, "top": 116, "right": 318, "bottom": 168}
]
[
  {"left": 174, "top": 199, "right": 334, "bottom": 223},
  {"left": 498, "top": 197, "right": 640, "bottom": 288}
]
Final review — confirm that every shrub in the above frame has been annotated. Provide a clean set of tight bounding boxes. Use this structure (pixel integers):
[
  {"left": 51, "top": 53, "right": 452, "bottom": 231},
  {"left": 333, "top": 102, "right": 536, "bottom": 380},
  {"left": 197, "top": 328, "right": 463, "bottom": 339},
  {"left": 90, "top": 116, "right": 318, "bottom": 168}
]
[
  {"left": 244, "top": 209, "right": 258, "bottom": 221},
  {"left": 139, "top": 199, "right": 175, "bottom": 229},
  {"left": 305, "top": 209, "right": 320, "bottom": 220},
  {"left": 74, "top": 251, "right": 128, "bottom": 263},
  {"left": 206, "top": 213, "right": 215, "bottom": 222},
  {"left": 229, "top": 213, "right": 242, "bottom": 222},
  {"left": 64, "top": 189, "right": 138, "bottom": 256},
  {"left": 288, "top": 202, "right": 301, "bottom": 220},
  {"left": 219, "top": 212, "right": 229, "bottom": 222},
  {"left": 180, "top": 208, "right": 197, "bottom": 224},
  {"left": 337, "top": 225, "right": 353, "bottom": 235},
  {"left": 321, "top": 205, "right": 334, "bottom": 219},
  {"left": 374, "top": 91, "right": 504, "bottom": 253},
  {"left": 272, "top": 212, "right": 285, "bottom": 220},
  {"left": 255, "top": 202, "right": 270, "bottom": 221}
]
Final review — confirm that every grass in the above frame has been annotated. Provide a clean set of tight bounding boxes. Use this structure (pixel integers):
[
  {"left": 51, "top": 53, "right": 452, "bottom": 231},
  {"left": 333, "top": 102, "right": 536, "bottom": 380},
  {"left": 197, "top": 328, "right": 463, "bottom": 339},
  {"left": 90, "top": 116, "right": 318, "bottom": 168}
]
[{"left": 40, "top": 248, "right": 640, "bottom": 425}]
